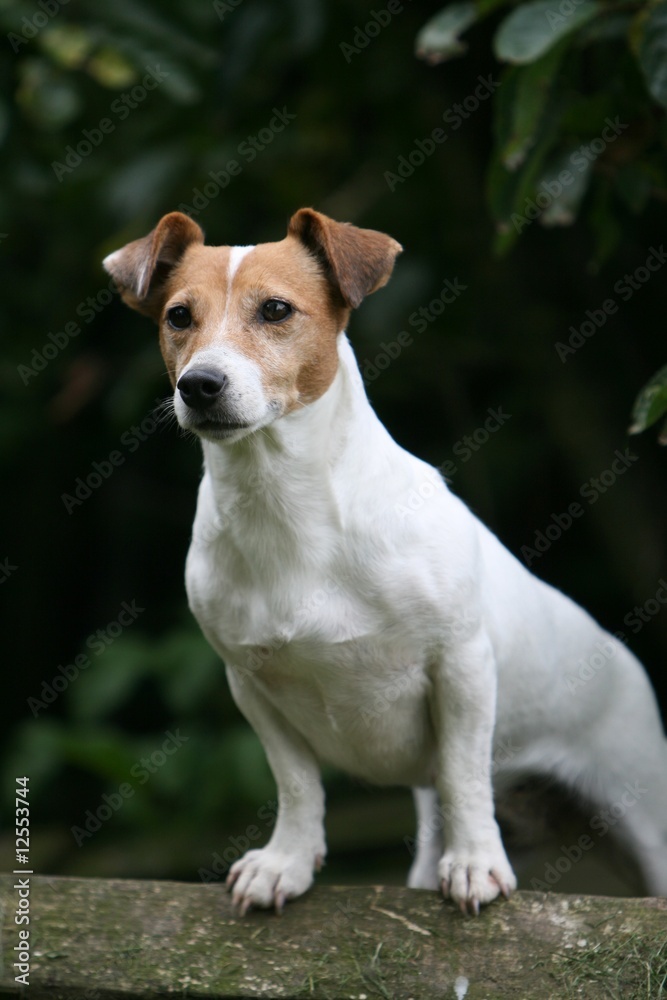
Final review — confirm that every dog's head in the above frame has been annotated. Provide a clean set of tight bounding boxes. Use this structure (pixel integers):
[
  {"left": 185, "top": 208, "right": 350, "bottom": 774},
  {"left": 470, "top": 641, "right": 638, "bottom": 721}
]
[{"left": 103, "top": 209, "right": 402, "bottom": 443}]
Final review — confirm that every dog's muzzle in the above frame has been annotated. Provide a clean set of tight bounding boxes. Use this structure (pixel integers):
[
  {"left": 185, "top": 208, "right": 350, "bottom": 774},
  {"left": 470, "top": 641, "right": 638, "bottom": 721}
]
[{"left": 177, "top": 368, "right": 227, "bottom": 412}]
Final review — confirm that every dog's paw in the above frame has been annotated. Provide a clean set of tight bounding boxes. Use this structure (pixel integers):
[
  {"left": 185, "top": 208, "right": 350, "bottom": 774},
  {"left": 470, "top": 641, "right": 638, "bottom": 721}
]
[
  {"left": 226, "top": 848, "right": 322, "bottom": 915},
  {"left": 438, "top": 847, "right": 517, "bottom": 916}
]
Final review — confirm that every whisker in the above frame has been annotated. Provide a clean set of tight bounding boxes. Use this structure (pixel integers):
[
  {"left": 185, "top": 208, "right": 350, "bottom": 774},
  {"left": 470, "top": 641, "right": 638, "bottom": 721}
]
[{"left": 151, "top": 395, "right": 179, "bottom": 430}]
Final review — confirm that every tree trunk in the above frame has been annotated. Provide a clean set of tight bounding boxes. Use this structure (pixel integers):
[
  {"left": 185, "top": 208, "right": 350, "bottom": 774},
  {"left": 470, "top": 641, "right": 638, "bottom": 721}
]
[{"left": 1, "top": 875, "right": 665, "bottom": 998}]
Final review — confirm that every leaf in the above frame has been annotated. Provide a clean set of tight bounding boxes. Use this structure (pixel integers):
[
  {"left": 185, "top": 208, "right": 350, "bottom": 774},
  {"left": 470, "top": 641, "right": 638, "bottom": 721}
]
[
  {"left": 577, "top": 11, "right": 632, "bottom": 45},
  {"left": 87, "top": 48, "right": 138, "bottom": 88},
  {"left": 153, "top": 628, "right": 221, "bottom": 713},
  {"left": 2, "top": 720, "right": 66, "bottom": 797},
  {"left": 415, "top": 3, "right": 479, "bottom": 62},
  {"left": 16, "top": 59, "right": 83, "bottom": 130},
  {"left": 629, "top": 364, "right": 667, "bottom": 436},
  {"left": 538, "top": 149, "right": 593, "bottom": 225},
  {"left": 487, "top": 65, "right": 564, "bottom": 251},
  {"left": 40, "top": 26, "right": 96, "bottom": 70},
  {"left": 416, "top": 0, "right": 511, "bottom": 62},
  {"left": 638, "top": 1, "right": 667, "bottom": 109},
  {"left": 59, "top": 729, "right": 141, "bottom": 783},
  {"left": 494, "top": 0, "right": 600, "bottom": 65},
  {"left": 497, "top": 40, "right": 567, "bottom": 170},
  {"left": 487, "top": 131, "right": 555, "bottom": 253},
  {"left": 68, "top": 635, "right": 152, "bottom": 722}
]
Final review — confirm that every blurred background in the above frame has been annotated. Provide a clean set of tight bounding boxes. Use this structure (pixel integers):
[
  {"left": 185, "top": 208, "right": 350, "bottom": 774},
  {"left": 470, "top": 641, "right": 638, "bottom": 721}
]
[{"left": 1, "top": 0, "right": 665, "bottom": 895}]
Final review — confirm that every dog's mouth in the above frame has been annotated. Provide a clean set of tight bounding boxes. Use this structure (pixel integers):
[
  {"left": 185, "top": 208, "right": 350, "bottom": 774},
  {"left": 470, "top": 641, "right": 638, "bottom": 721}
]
[{"left": 189, "top": 417, "right": 253, "bottom": 439}]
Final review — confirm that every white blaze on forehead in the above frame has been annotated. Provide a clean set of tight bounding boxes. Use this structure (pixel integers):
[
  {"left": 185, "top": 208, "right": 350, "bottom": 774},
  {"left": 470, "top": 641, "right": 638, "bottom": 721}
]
[
  {"left": 220, "top": 244, "right": 256, "bottom": 336},
  {"left": 228, "top": 244, "right": 255, "bottom": 281}
]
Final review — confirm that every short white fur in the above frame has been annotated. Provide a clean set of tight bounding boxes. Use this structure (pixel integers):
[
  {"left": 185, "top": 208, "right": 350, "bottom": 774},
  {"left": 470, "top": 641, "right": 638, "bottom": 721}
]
[
  {"left": 104, "top": 212, "right": 667, "bottom": 916},
  {"left": 185, "top": 331, "right": 667, "bottom": 913}
]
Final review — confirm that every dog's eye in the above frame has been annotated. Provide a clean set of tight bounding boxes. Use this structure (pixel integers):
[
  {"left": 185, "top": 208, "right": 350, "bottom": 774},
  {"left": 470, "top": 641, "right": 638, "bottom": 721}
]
[
  {"left": 166, "top": 305, "right": 192, "bottom": 330},
  {"left": 261, "top": 299, "right": 292, "bottom": 323}
]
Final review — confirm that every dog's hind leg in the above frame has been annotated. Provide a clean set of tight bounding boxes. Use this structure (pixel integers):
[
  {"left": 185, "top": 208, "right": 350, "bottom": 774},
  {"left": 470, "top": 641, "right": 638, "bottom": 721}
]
[
  {"left": 548, "top": 647, "right": 667, "bottom": 896},
  {"left": 407, "top": 787, "right": 442, "bottom": 890},
  {"left": 574, "top": 738, "right": 667, "bottom": 895}
]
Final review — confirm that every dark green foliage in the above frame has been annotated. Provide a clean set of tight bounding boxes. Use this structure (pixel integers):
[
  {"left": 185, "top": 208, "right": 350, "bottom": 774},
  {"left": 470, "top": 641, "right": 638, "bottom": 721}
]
[
  {"left": 1, "top": 0, "right": 665, "bottom": 884},
  {"left": 418, "top": 0, "right": 667, "bottom": 255}
]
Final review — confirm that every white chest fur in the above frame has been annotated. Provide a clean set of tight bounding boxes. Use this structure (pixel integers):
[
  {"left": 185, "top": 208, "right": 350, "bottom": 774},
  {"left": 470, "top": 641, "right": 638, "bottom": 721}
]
[{"left": 184, "top": 336, "right": 463, "bottom": 784}]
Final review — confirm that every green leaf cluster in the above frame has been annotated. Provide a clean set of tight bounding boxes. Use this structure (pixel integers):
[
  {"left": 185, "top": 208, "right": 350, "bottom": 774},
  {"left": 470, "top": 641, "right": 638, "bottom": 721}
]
[{"left": 418, "top": 0, "right": 667, "bottom": 257}]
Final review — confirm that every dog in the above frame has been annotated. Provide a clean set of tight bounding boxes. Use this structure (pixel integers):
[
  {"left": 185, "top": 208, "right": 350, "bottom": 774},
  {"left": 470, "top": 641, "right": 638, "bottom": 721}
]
[{"left": 104, "top": 209, "right": 667, "bottom": 915}]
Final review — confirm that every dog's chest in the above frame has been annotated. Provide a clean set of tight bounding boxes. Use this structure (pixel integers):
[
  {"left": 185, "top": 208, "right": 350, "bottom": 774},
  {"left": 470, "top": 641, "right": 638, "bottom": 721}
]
[{"left": 185, "top": 524, "right": 438, "bottom": 784}]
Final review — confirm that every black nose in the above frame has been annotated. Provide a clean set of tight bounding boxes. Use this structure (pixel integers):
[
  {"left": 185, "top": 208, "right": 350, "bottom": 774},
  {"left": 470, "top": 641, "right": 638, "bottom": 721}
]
[{"left": 177, "top": 368, "right": 227, "bottom": 411}]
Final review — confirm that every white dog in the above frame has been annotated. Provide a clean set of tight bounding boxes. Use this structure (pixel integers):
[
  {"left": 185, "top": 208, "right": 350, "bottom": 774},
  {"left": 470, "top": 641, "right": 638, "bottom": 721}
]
[{"left": 104, "top": 209, "right": 667, "bottom": 914}]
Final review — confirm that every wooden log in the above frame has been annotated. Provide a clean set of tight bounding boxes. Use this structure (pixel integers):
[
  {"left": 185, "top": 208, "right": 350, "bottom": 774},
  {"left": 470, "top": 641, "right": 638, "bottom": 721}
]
[{"left": 1, "top": 875, "right": 665, "bottom": 998}]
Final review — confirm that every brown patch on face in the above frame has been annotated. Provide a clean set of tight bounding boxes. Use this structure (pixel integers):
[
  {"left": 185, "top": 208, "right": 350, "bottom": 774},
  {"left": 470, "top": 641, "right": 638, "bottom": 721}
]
[
  {"left": 104, "top": 208, "right": 401, "bottom": 424},
  {"left": 159, "top": 237, "right": 349, "bottom": 410},
  {"left": 157, "top": 244, "right": 231, "bottom": 386}
]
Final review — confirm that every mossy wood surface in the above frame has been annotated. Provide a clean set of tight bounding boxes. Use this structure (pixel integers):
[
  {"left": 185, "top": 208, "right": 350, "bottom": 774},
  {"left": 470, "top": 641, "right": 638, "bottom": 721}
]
[{"left": 1, "top": 876, "right": 666, "bottom": 998}]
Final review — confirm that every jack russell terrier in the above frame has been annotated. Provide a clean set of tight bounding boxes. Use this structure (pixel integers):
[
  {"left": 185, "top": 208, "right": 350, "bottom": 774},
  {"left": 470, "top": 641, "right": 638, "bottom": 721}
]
[{"left": 104, "top": 209, "right": 667, "bottom": 915}]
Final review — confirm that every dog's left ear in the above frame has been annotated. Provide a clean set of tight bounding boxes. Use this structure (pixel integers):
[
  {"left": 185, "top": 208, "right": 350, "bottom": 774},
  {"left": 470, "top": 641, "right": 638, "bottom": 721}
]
[
  {"left": 288, "top": 208, "right": 402, "bottom": 309},
  {"left": 103, "top": 212, "right": 205, "bottom": 319}
]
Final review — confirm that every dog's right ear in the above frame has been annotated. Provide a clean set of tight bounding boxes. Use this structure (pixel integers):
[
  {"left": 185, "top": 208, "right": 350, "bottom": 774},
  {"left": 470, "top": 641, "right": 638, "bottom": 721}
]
[{"left": 103, "top": 212, "right": 204, "bottom": 319}]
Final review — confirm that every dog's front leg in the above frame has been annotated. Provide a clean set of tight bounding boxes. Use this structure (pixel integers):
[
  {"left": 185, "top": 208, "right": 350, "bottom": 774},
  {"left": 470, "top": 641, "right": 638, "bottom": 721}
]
[
  {"left": 225, "top": 667, "right": 326, "bottom": 914},
  {"left": 432, "top": 628, "right": 517, "bottom": 914}
]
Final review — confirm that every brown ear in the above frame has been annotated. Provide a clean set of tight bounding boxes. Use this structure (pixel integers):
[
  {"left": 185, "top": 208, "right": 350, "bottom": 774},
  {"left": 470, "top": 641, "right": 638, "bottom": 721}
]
[
  {"left": 103, "top": 212, "right": 204, "bottom": 319},
  {"left": 287, "top": 208, "right": 402, "bottom": 309}
]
